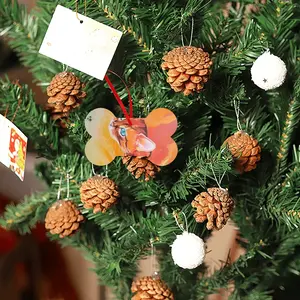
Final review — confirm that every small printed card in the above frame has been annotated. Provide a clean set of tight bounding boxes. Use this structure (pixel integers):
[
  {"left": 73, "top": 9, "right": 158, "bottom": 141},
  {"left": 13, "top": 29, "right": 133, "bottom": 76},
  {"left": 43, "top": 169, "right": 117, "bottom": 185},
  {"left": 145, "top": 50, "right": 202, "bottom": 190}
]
[
  {"left": 0, "top": 115, "right": 27, "bottom": 181},
  {"left": 39, "top": 5, "right": 122, "bottom": 80},
  {"left": 84, "top": 108, "right": 178, "bottom": 166}
]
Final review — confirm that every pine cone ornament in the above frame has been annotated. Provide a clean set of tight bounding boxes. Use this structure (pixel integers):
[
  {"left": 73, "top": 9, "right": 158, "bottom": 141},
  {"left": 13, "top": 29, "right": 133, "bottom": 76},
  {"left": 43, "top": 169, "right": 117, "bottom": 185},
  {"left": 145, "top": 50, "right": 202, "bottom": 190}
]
[
  {"left": 46, "top": 72, "right": 86, "bottom": 127},
  {"left": 192, "top": 188, "right": 234, "bottom": 230},
  {"left": 122, "top": 156, "right": 160, "bottom": 181},
  {"left": 80, "top": 176, "right": 120, "bottom": 213},
  {"left": 161, "top": 46, "right": 213, "bottom": 96},
  {"left": 223, "top": 131, "right": 261, "bottom": 173},
  {"left": 131, "top": 276, "right": 174, "bottom": 300},
  {"left": 45, "top": 200, "right": 84, "bottom": 238}
]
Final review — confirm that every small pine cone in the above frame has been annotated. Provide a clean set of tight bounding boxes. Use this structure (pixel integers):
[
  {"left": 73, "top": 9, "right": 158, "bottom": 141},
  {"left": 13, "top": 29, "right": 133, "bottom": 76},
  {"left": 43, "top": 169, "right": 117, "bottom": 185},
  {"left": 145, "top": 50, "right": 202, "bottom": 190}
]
[
  {"left": 192, "top": 188, "right": 234, "bottom": 230},
  {"left": 131, "top": 276, "right": 174, "bottom": 300},
  {"left": 122, "top": 156, "right": 160, "bottom": 181},
  {"left": 45, "top": 200, "right": 84, "bottom": 238},
  {"left": 80, "top": 176, "right": 120, "bottom": 213},
  {"left": 223, "top": 131, "right": 261, "bottom": 173},
  {"left": 161, "top": 46, "right": 213, "bottom": 96},
  {"left": 46, "top": 72, "right": 86, "bottom": 127}
]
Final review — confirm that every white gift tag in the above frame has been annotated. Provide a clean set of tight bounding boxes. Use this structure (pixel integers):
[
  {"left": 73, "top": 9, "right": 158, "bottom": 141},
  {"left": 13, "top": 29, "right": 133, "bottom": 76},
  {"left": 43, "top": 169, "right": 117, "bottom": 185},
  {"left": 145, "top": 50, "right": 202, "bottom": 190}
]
[
  {"left": 39, "top": 5, "right": 122, "bottom": 80},
  {"left": 0, "top": 115, "right": 28, "bottom": 181}
]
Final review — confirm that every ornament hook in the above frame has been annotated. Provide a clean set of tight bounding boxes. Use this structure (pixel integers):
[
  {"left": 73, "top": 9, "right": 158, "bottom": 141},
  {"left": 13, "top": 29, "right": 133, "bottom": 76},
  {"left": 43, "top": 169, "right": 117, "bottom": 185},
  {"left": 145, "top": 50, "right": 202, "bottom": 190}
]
[
  {"left": 208, "top": 134, "right": 227, "bottom": 190},
  {"left": 4, "top": 104, "right": 9, "bottom": 118},
  {"left": 66, "top": 173, "right": 70, "bottom": 200},
  {"left": 173, "top": 211, "right": 189, "bottom": 233},
  {"left": 150, "top": 237, "right": 159, "bottom": 278},
  {"left": 180, "top": 15, "right": 194, "bottom": 47},
  {"left": 91, "top": 163, "right": 97, "bottom": 176},
  {"left": 233, "top": 99, "right": 243, "bottom": 132},
  {"left": 209, "top": 163, "right": 227, "bottom": 192},
  {"left": 57, "top": 176, "right": 63, "bottom": 200}
]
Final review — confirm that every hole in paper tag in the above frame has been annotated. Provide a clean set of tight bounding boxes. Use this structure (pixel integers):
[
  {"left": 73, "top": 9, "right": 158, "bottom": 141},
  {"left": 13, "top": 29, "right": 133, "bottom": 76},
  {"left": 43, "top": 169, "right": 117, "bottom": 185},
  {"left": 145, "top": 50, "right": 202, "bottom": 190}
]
[
  {"left": 39, "top": 5, "right": 122, "bottom": 80},
  {"left": 0, "top": 115, "right": 27, "bottom": 181},
  {"left": 85, "top": 108, "right": 178, "bottom": 166}
]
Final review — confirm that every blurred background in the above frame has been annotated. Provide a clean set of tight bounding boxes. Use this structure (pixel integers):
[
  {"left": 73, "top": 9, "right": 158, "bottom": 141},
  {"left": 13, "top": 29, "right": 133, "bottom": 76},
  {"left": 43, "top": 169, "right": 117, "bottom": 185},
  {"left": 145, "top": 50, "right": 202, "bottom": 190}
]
[{"left": 0, "top": 1, "right": 243, "bottom": 299}]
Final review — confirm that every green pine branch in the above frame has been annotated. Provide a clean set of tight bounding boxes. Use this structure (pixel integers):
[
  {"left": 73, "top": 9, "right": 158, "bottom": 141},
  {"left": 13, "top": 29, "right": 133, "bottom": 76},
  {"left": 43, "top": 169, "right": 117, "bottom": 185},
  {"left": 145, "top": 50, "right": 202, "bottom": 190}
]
[
  {"left": 277, "top": 78, "right": 300, "bottom": 171},
  {"left": 0, "top": 0, "right": 61, "bottom": 82},
  {"left": 244, "top": 291, "right": 273, "bottom": 300},
  {"left": 50, "top": 153, "right": 170, "bottom": 208},
  {"left": 52, "top": 205, "right": 201, "bottom": 300},
  {"left": 222, "top": 103, "right": 276, "bottom": 150},
  {"left": 170, "top": 146, "right": 233, "bottom": 200},
  {"left": 0, "top": 192, "right": 53, "bottom": 234},
  {"left": 53, "top": 228, "right": 134, "bottom": 299},
  {"left": 213, "top": 20, "right": 268, "bottom": 76},
  {"left": 254, "top": 1, "right": 298, "bottom": 56},
  {"left": 158, "top": 247, "right": 201, "bottom": 300},
  {"left": 0, "top": 79, "right": 59, "bottom": 157},
  {"left": 0, "top": 0, "right": 109, "bottom": 89},
  {"left": 92, "top": 0, "right": 152, "bottom": 53},
  {"left": 263, "top": 146, "right": 300, "bottom": 230},
  {"left": 195, "top": 241, "right": 265, "bottom": 299},
  {"left": 195, "top": 2, "right": 243, "bottom": 52},
  {"left": 93, "top": 0, "right": 211, "bottom": 53}
]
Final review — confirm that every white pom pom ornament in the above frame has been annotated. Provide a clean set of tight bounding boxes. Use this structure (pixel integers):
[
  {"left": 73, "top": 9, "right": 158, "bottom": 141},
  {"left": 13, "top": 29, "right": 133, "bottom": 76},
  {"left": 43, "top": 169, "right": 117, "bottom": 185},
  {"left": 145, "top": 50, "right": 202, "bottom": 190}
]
[
  {"left": 251, "top": 51, "right": 287, "bottom": 90},
  {"left": 171, "top": 231, "right": 205, "bottom": 269}
]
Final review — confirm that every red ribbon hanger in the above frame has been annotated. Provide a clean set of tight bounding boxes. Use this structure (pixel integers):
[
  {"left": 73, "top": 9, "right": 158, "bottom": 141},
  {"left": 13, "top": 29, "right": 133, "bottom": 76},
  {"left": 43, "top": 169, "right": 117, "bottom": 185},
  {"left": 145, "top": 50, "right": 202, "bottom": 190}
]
[{"left": 104, "top": 70, "right": 133, "bottom": 125}]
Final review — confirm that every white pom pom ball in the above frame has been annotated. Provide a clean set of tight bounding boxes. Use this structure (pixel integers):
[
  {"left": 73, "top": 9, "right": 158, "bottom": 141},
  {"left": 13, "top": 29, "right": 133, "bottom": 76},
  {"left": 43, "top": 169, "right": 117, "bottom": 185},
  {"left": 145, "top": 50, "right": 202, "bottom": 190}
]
[
  {"left": 171, "top": 231, "right": 205, "bottom": 269},
  {"left": 251, "top": 51, "right": 287, "bottom": 90}
]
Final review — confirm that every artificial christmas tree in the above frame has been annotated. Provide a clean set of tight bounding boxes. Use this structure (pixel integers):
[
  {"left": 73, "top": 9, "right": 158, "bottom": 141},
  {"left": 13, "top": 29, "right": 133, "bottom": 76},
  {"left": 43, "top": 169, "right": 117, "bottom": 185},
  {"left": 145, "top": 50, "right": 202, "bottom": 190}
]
[{"left": 0, "top": 0, "right": 300, "bottom": 299}]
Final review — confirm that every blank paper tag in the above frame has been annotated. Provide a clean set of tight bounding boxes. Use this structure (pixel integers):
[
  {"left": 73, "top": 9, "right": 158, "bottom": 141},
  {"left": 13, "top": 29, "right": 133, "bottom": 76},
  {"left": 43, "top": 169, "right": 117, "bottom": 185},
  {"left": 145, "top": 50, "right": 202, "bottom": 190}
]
[
  {"left": 0, "top": 115, "right": 27, "bottom": 181},
  {"left": 39, "top": 5, "right": 122, "bottom": 80}
]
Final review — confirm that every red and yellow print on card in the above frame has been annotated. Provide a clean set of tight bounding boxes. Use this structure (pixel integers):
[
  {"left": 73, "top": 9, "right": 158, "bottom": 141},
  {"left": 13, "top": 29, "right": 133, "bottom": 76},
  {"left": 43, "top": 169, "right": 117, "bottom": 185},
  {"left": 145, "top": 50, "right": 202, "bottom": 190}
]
[
  {"left": 85, "top": 108, "right": 178, "bottom": 166},
  {"left": 0, "top": 114, "right": 27, "bottom": 181}
]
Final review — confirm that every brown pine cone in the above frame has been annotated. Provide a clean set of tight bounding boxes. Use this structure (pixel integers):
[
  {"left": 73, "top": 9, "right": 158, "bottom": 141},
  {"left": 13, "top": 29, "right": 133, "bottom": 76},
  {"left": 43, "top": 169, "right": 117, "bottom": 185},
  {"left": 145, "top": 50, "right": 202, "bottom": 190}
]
[
  {"left": 46, "top": 72, "right": 86, "bottom": 127},
  {"left": 45, "top": 200, "right": 84, "bottom": 238},
  {"left": 223, "top": 131, "right": 261, "bottom": 173},
  {"left": 122, "top": 156, "right": 160, "bottom": 181},
  {"left": 161, "top": 46, "right": 213, "bottom": 96},
  {"left": 192, "top": 188, "right": 234, "bottom": 230},
  {"left": 131, "top": 276, "right": 174, "bottom": 300},
  {"left": 80, "top": 176, "right": 120, "bottom": 213}
]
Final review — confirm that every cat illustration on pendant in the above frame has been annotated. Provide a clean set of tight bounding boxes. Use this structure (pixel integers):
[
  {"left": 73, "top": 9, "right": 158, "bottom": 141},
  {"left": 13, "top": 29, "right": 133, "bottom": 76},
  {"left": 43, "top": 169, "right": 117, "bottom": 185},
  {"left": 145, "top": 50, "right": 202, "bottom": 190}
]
[
  {"left": 109, "top": 118, "right": 156, "bottom": 158},
  {"left": 85, "top": 108, "right": 178, "bottom": 166}
]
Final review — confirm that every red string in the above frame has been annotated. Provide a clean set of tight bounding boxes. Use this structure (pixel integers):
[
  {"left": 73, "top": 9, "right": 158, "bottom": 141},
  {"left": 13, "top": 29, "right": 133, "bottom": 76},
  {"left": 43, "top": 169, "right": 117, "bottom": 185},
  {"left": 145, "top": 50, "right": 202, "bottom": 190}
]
[
  {"left": 104, "top": 71, "right": 133, "bottom": 125},
  {"left": 108, "top": 70, "right": 133, "bottom": 118}
]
